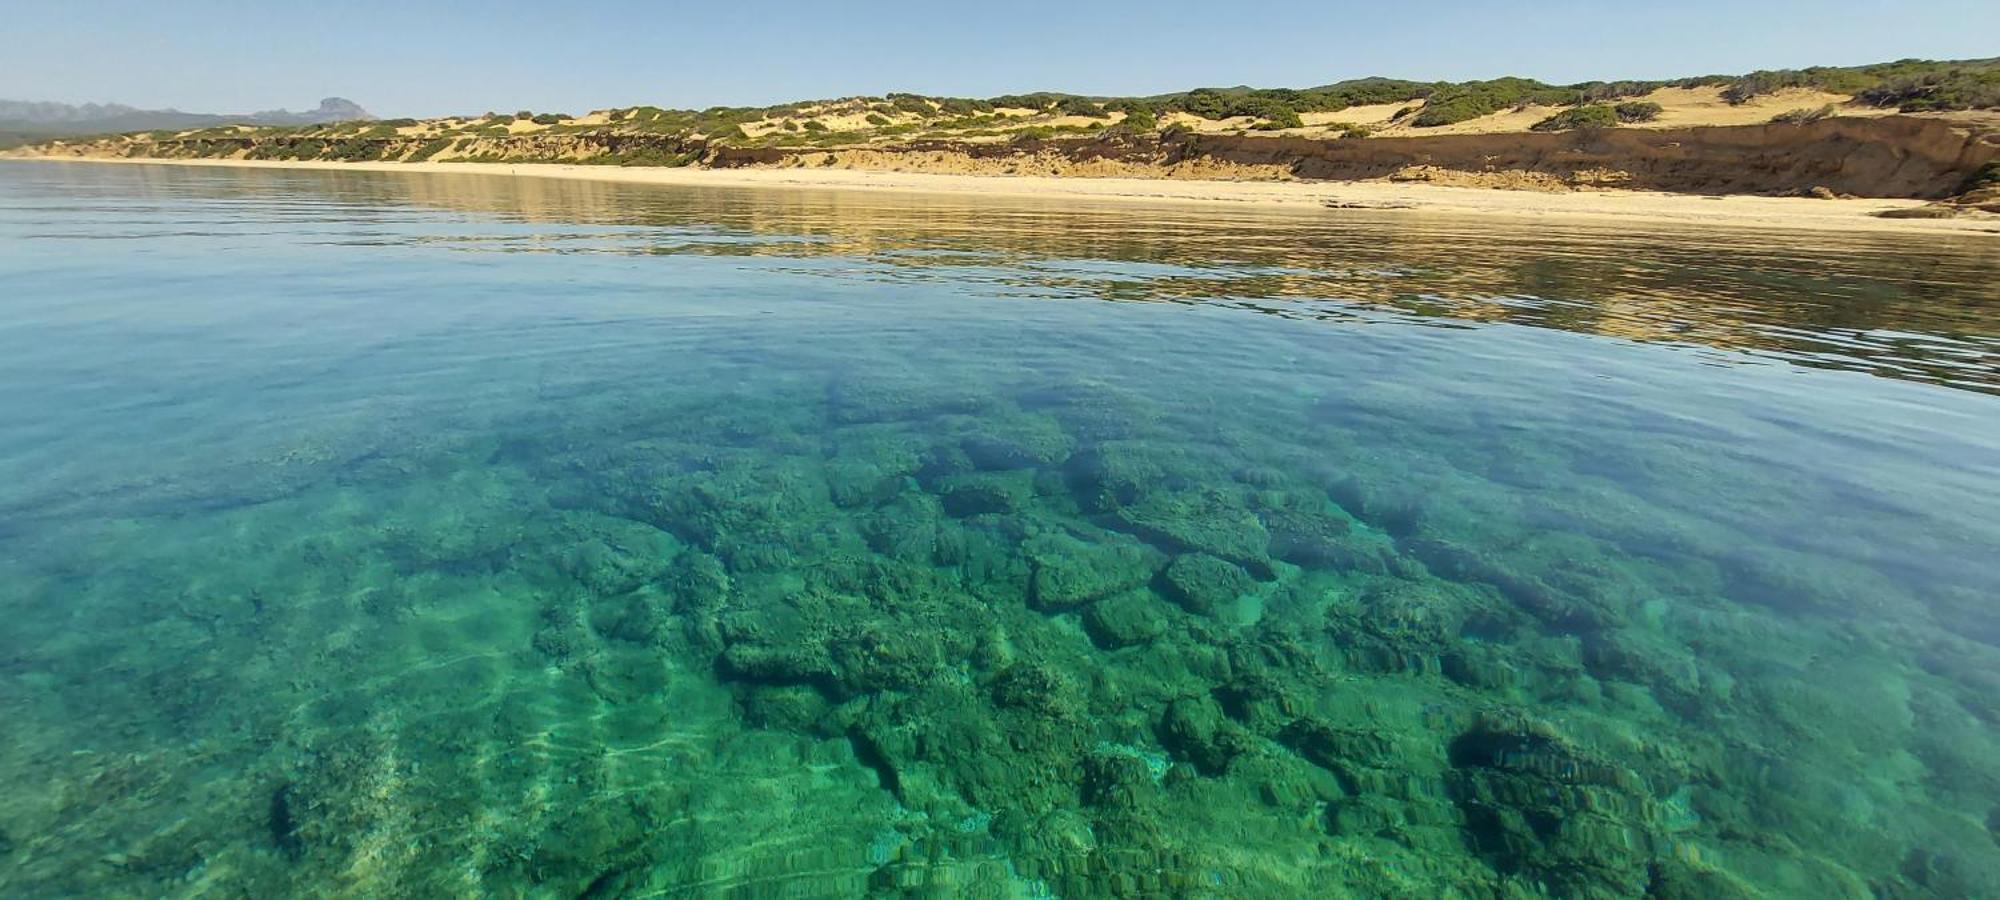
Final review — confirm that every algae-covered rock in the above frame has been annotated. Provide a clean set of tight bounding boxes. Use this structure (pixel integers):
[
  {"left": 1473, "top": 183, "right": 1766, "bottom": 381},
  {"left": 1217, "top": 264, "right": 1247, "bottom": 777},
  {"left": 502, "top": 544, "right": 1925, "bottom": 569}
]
[
  {"left": 1160, "top": 553, "right": 1254, "bottom": 617},
  {"left": 821, "top": 459, "right": 906, "bottom": 509},
  {"left": 1082, "top": 751, "right": 1161, "bottom": 813},
  {"left": 587, "top": 585, "right": 673, "bottom": 646},
  {"left": 1159, "top": 696, "right": 1254, "bottom": 776},
  {"left": 1446, "top": 714, "right": 1662, "bottom": 896},
  {"left": 961, "top": 421, "right": 1074, "bottom": 471},
  {"left": 1114, "top": 491, "right": 1272, "bottom": 574},
  {"left": 934, "top": 470, "right": 1034, "bottom": 517},
  {"left": 556, "top": 514, "right": 683, "bottom": 596},
  {"left": 1083, "top": 590, "right": 1171, "bottom": 648},
  {"left": 989, "top": 663, "right": 1084, "bottom": 721},
  {"left": 1024, "top": 531, "right": 1165, "bottom": 611},
  {"left": 1261, "top": 507, "right": 1393, "bottom": 574},
  {"left": 665, "top": 550, "right": 731, "bottom": 613},
  {"left": 717, "top": 641, "right": 833, "bottom": 688},
  {"left": 1442, "top": 642, "right": 1518, "bottom": 690},
  {"left": 737, "top": 684, "right": 834, "bottom": 734},
  {"left": 827, "top": 621, "right": 947, "bottom": 696},
  {"left": 1643, "top": 859, "right": 1759, "bottom": 900},
  {"left": 828, "top": 374, "right": 994, "bottom": 424}
]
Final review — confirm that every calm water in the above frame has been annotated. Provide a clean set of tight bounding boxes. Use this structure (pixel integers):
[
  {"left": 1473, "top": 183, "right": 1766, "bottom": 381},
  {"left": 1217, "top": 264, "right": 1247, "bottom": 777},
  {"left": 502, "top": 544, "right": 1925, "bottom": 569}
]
[{"left": 1, "top": 160, "right": 1998, "bottom": 898}]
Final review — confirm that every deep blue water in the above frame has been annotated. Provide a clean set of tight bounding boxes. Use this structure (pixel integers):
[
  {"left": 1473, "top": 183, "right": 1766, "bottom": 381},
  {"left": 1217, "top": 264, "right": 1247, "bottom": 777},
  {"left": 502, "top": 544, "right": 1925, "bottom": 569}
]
[{"left": 1, "top": 160, "right": 1997, "bottom": 897}]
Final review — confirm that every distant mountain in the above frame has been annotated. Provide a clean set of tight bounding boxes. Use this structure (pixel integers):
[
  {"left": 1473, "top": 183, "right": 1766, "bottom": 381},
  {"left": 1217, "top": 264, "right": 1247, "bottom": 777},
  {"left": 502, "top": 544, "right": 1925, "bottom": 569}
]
[
  {"left": 0, "top": 97, "right": 372, "bottom": 147},
  {"left": 244, "top": 97, "right": 373, "bottom": 125}
]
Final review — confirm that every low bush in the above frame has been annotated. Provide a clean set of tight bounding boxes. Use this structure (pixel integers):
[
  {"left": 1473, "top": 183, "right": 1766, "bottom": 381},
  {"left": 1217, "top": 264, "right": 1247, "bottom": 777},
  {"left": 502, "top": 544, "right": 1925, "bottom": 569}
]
[
  {"left": 1410, "top": 78, "right": 1580, "bottom": 127},
  {"left": 1057, "top": 96, "right": 1108, "bottom": 118},
  {"left": 405, "top": 138, "right": 452, "bottom": 162},
  {"left": 935, "top": 97, "right": 992, "bottom": 115},
  {"left": 1770, "top": 104, "right": 1837, "bottom": 124},
  {"left": 1959, "top": 161, "right": 2000, "bottom": 193},
  {"left": 1856, "top": 66, "right": 2000, "bottom": 111},
  {"left": 1529, "top": 104, "right": 1619, "bottom": 132},
  {"left": 988, "top": 93, "right": 1061, "bottom": 110},
  {"left": 1613, "top": 101, "right": 1663, "bottom": 123},
  {"left": 888, "top": 94, "right": 934, "bottom": 115}
]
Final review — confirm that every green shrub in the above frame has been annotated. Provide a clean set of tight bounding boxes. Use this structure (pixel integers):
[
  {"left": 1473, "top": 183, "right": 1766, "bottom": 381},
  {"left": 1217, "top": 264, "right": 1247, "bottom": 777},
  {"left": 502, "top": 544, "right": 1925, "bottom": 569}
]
[
  {"left": 1251, "top": 104, "right": 1304, "bottom": 130},
  {"left": 865, "top": 113, "right": 890, "bottom": 126},
  {"left": 513, "top": 110, "right": 534, "bottom": 120},
  {"left": 936, "top": 97, "right": 992, "bottom": 115},
  {"left": 406, "top": 138, "right": 452, "bottom": 161},
  {"left": 988, "top": 93, "right": 1061, "bottom": 110},
  {"left": 888, "top": 94, "right": 934, "bottom": 115},
  {"left": 1175, "top": 89, "right": 1232, "bottom": 119},
  {"left": 1770, "top": 104, "right": 1837, "bottom": 124},
  {"left": 1613, "top": 101, "right": 1663, "bottom": 123},
  {"left": 802, "top": 119, "right": 827, "bottom": 132},
  {"left": 1958, "top": 161, "right": 2000, "bottom": 193},
  {"left": 1856, "top": 65, "right": 2000, "bottom": 111},
  {"left": 530, "top": 113, "right": 565, "bottom": 125},
  {"left": 1056, "top": 96, "right": 1108, "bottom": 118},
  {"left": 1305, "top": 78, "right": 1434, "bottom": 110},
  {"left": 1578, "top": 81, "right": 1665, "bottom": 102},
  {"left": 1119, "top": 107, "right": 1158, "bottom": 131},
  {"left": 1411, "top": 78, "right": 1580, "bottom": 127},
  {"left": 1529, "top": 104, "right": 1619, "bottom": 132}
]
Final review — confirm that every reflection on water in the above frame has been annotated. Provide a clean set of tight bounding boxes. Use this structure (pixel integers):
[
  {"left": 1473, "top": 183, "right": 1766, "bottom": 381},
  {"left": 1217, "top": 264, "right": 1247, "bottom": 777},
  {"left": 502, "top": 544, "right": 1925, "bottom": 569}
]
[
  {"left": 19, "top": 162, "right": 2000, "bottom": 393},
  {"left": 1, "top": 161, "right": 1997, "bottom": 897}
]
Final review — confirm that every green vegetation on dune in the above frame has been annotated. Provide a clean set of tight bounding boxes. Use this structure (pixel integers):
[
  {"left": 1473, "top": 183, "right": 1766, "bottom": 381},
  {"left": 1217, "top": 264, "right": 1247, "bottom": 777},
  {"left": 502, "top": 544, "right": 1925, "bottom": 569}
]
[
  {"left": 1613, "top": 100, "right": 1663, "bottom": 123},
  {"left": 29, "top": 57, "right": 1996, "bottom": 169},
  {"left": 1410, "top": 77, "right": 1583, "bottom": 127},
  {"left": 1529, "top": 105, "right": 1619, "bottom": 132}
]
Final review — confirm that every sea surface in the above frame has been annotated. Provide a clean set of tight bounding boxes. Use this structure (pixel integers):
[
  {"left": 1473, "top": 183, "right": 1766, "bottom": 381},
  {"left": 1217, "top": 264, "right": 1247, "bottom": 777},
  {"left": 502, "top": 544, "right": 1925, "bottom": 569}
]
[{"left": 1, "top": 160, "right": 1998, "bottom": 898}]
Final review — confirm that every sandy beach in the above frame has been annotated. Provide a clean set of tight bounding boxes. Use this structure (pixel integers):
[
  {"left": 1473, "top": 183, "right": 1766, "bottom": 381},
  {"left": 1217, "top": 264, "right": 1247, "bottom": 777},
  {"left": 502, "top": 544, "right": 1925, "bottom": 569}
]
[{"left": 16, "top": 155, "right": 1997, "bottom": 236}]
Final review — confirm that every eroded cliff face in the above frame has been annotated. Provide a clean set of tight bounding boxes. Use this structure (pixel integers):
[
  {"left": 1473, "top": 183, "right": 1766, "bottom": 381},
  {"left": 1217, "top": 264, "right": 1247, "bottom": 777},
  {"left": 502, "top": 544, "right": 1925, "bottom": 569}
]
[{"left": 24, "top": 116, "right": 1999, "bottom": 200}]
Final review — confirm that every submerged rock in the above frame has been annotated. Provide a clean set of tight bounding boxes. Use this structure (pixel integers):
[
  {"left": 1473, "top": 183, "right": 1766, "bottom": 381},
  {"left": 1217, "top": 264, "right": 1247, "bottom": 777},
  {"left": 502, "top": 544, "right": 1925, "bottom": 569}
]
[
  {"left": 1158, "top": 696, "right": 1254, "bottom": 776},
  {"left": 1159, "top": 553, "right": 1254, "bottom": 617},
  {"left": 1446, "top": 714, "right": 1662, "bottom": 896},
  {"left": 1082, "top": 589, "right": 1171, "bottom": 648},
  {"left": 961, "top": 422, "right": 1074, "bottom": 470},
  {"left": 1025, "top": 531, "right": 1164, "bottom": 611},
  {"left": 1113, "top": 491, "right": 1273, "bottom": 575},
  {"left": 934, "top": 471, "right": 1034, "bottom": 517}
]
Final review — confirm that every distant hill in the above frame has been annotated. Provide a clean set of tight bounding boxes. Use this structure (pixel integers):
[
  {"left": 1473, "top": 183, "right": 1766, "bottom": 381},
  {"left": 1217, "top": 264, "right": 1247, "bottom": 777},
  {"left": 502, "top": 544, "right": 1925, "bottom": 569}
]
[{"left": 0, "top": 97, "right": 371, "bottom": 148}]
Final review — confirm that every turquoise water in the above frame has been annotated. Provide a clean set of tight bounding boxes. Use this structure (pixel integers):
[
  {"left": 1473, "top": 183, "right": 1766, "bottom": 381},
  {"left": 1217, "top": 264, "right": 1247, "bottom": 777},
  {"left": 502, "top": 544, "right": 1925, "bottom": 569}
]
[{"left": 2, "top": 160, "right": 1998, "bottom": 898}]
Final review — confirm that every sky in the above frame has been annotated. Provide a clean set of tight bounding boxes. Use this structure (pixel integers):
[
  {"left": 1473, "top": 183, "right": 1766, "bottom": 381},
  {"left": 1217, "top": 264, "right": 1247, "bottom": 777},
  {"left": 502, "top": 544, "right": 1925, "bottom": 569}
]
[{"left": 4, "top": 0, "right": 1996, "bottom": 118}]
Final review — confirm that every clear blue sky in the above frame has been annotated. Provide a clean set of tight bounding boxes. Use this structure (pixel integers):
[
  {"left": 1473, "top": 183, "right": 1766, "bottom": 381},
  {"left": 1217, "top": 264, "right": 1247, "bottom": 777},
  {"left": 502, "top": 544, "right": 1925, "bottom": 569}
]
[{"left": 6, "top": 0, "right": 1996, "bottom": 118}]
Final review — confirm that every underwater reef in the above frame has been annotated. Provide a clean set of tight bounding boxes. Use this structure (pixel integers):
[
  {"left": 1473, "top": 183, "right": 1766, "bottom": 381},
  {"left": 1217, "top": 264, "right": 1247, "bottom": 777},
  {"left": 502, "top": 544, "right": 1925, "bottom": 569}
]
[
  {"left": 1, "top": 163, "right": 1997, "bottom": 897},
  {"left": 4, "top": 352, "right": 1995, "bottom": 898}
]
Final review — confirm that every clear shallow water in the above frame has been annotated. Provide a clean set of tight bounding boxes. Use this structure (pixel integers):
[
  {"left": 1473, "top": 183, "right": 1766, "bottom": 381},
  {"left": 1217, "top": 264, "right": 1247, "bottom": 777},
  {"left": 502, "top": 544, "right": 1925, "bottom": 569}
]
[{"left": 1, "top": 160, "right": 1998, "bottom": 897}]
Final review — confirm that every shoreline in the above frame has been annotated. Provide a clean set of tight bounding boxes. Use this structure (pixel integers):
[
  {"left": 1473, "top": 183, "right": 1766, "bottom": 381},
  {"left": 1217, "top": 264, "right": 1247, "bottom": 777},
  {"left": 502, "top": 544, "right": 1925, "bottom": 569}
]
[{"left": 11, "top": 155, "right": 1997, "bottom": 236}]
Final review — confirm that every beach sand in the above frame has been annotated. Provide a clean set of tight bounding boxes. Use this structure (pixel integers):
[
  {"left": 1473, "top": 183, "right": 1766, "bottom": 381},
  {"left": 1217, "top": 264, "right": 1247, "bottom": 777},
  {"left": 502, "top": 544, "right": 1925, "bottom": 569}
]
[{"left": 16, "top": 156, "right": 1997, "bottom": 236}]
